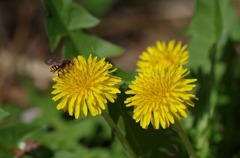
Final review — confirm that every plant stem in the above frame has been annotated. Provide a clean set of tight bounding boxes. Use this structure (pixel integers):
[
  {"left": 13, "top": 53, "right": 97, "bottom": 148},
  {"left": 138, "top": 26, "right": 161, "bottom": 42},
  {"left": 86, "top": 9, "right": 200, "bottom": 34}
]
[
  {"left": 102, "top": 110, "right": 137, "bottom": 158},
  {"left": 173, "top": 122, "right": 197, "bottom": 158}
]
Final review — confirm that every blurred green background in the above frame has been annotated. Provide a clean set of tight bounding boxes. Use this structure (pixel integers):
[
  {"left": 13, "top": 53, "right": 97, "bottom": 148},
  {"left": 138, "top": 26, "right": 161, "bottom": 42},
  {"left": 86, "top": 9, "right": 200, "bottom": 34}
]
[{"left": 0, "top": 0, "right": 240, "bottom": 158}]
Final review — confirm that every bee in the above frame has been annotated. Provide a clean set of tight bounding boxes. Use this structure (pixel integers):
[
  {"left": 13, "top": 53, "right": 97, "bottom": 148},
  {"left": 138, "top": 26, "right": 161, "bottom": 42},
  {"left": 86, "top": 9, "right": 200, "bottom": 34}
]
[{"left": 45, "top": 58, "right": 73, "bottom": 76}]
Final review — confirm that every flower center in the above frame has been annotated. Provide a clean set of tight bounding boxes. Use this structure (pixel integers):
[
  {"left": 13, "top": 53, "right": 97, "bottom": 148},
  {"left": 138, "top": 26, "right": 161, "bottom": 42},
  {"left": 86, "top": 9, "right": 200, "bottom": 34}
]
[
  {"left": 77, "top": 75, "right": 96, "bottom": 91},
  {"left": 144, "top": 83, "right": 172, "bottom": 104}
]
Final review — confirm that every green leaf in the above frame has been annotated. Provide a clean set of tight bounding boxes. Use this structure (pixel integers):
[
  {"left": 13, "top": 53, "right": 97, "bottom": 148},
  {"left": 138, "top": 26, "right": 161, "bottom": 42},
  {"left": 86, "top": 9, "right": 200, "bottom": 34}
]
[
  {"left": 44, "top": 0, "right": 124, "bottom": 58},
  {"left": 45, "top": 18, "right": 65, "bottom": 53},
  {"left": 0, "top": 103, "right": 25, "bottom": 126},
  {"left": 216, "top": 0, "right": 240, "bottom": 59},
  {"left": 222, "top": 0, "right": 240, "bottom": 41},
  {"left": 187, "top": 0, "right": 240, "bottom": 73},
  {"left": 115, "top": 69, "right": 137, "bottom": 90},
  {"left": 108, "top": 92, "right": 184, "bottom": 158},
  {"left": 0, "top": 124, "right": 39, "bottom": 148},
  {"left": 54, "top": 149, "right": 112, "bottom": 158},
  {"left": 63, "top": 30, "right": 124, "bottom": 58},
  {"left": 45, "top": 0, "right": 99, "bottom": 31},
  {"left": 0, "top": 108, "right": 9, "bottom": 121},
  {"left": 80, "top": 0, "right": 117, "bottom": 16},
  {"left": 115, "top": 69, "right": 136, "bottom": 84},
  {"left": 187, "top": 0, "right": 220, "bottom": 73},
  {"left": 186, "top": 1, "right": 240, "bottom": 158},
  {"left": 22, "top": 79, "right": 126, "bottom": 157},
  {"left": 0, "top": 149, "right": 14, "bottom": 158},
  {"left": 44, "top": 0, "right": 99, "bottom": 51}
]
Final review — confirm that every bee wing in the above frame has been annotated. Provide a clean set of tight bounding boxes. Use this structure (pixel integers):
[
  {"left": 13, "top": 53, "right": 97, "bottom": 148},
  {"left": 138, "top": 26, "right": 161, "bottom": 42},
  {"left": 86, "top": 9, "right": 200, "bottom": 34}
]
[
  {"left": 44, "top": 58, "right": 62, "bottom": 65},
  {"left": 44, "top": 58, "right": 55, "bottom": 65}
]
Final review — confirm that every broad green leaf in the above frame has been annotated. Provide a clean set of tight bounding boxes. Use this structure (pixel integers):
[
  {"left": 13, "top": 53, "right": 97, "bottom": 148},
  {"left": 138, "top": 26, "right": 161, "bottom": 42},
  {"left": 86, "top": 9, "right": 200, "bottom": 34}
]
[
  {"left": 186, "top": 1, "right": 240, "bottom": 158},
  {"left": 187, "top": 0, "right": 240, "bottom": 73},
  {"left": 45, "top": 0, "right": 99, "bottom": 31},
  {"left": 186, "top": 2, "right": 219, "bottom": 157},
  {"left": 44, "top": 0, "right": 99, "bottom": 51},
  {"left": 44, "top": 0, "right": 124, "bottom": 58},
  {"left": 45, "top": 18, "right": 65, "bottom": 53},
  {"left": 80, "top": 0, "right": 117, "bottom": 16},
  {"left": 63, "top": 30, "right": 124, "bottom": 58},
  {"left": 222, "top": 0, "right": 240, "bottom": 41},
  {"left": 187, "top": 0, "right": 220, "bottom": 73},
  {"left": 213, "top": 0, "right": 240, "bottom": 91},
  {"left": 212, "top": 0, "right": 240, "bottom": 115}
]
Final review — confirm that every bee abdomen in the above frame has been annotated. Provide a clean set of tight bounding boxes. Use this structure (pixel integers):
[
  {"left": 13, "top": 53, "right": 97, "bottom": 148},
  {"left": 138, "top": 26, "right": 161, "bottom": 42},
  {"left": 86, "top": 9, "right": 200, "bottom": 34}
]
[{"left": 50, "top": 65, "right": 60, "bottom": 73}]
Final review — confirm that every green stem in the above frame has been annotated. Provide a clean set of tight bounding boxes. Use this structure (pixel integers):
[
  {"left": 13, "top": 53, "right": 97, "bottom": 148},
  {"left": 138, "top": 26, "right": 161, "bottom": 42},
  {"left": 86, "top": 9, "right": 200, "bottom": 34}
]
[
  {"left": 173, "top": 122, "right": 197, "bottom": 158},
  {"left": 102, "top": 110, "right": 137, "bottom": 158}
]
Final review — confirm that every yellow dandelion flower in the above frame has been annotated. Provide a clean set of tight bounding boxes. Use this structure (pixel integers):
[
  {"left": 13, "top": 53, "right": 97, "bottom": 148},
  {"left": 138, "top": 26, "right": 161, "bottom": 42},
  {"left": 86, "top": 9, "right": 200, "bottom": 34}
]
[
  {"left": 125, "top": 64, "right": 197, "bottom": 129},
  {"left": 137, "top": 40, "right": 189, "bottom": 72},
  {"left": 51, "top": 54, "right": 121, "bottom": 119}
]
